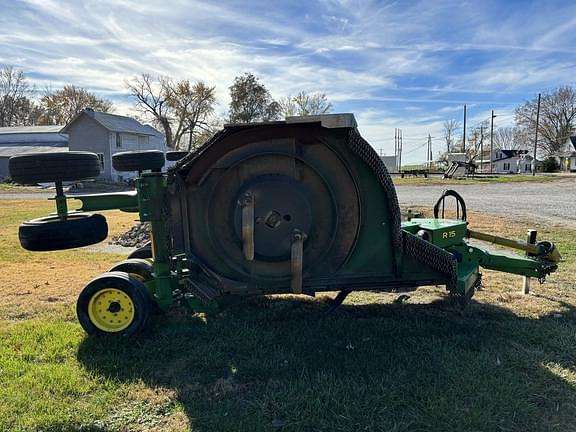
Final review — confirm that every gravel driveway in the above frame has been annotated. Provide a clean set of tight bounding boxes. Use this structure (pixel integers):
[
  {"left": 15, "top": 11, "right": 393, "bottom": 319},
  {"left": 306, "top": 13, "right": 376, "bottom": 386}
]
[
  {"left": 396, "top": 178, "right": 576, "bottom": 228},
  {"left": 2, "top": 179, "right": 574, "bottom": 228}
]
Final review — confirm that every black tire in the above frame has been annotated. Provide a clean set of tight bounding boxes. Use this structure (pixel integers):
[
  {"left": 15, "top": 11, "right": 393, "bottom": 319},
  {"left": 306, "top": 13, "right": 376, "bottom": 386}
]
[
  {"left": 19, "top": 213, "right": 108, "bottom": 251},
  {"left": 128, "top": 242, "right": 152, "bottom": 259},
  {"left": 166, "top": 151, "right": 189, "bottom": 162},
  {"left": 8, "top": 152, "right": 101, "bottom": 184},
  {"left": 112, "top": 150, "right": 165, "bottom": 172},
  {"left": 110, "top": 258, "right": 153, "bottom": 282},
  {"left": 77, "top": 271, "right": 153, "bottom": 336}
]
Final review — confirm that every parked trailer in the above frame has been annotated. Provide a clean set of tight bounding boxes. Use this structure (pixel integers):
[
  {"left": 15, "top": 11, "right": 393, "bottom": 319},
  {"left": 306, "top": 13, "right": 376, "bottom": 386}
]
[{"left": 8, "top": 114, "right": 560, "bottom": 336}]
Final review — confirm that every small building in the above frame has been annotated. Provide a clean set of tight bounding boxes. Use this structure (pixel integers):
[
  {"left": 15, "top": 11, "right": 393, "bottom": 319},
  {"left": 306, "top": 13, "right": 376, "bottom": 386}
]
[
  {"left": 61, "top": 109, "right": 166, "bottom": 182},
  {"left": 447, "top": 152, "right": 466, "bottom": 163},
  {"left": 491, "top": 150, "right": 533, "bottom": 174},
  {"left": 0, "top": 126, "right": 68, "bottom": 179},
  {"left": 379, "top": 155, "right": 397, "bottom": 173},
  {"left": 556, "top": 136, "right": 576, "bottom": 172}
]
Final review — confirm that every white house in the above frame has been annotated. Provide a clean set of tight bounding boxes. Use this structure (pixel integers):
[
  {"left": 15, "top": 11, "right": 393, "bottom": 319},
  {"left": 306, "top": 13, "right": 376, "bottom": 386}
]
[
  {"left": 491, "top": 149, "right": 533, "bottom": 174},
  {"left": 61, "top": 109, "right": 166, "bottom": 182},
  {"left": 556, "top": 136, "right": 576, "bottom": 172}
]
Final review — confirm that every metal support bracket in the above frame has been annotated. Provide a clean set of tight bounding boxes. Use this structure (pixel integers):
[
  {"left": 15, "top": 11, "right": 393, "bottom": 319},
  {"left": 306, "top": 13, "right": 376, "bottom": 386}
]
[
  {"left": 291, "top": 229, "right": 307, "bottom": 294},
  {"left": 54, "top": 181, "right": 68, "bottom": 218},
  {"left": 239, "top": 192, "right": 254, "bottom": 261}
]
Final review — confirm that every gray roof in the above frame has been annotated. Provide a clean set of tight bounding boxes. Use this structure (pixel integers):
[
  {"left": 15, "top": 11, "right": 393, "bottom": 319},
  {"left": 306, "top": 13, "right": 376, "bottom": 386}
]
[
  {"left": 0, "top": 125, "right": 65, "bottom": 134},
  {"left": 0, "top": 145, "right": 69, "bottom": 158},
  {"left": 142, "top": 124, "right": 165, "bottom": 137},
  {"left": 493, "top": 149, "right": 530, "bottom": 162},
  {"left": 62, "top": 109, "right": 154, "bottom": 135}
]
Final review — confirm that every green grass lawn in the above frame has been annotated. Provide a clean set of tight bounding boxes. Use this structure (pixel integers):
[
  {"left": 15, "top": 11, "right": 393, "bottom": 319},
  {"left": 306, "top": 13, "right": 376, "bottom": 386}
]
[{"left": 1, "top": 200, "right": 575, "bottom": 431}]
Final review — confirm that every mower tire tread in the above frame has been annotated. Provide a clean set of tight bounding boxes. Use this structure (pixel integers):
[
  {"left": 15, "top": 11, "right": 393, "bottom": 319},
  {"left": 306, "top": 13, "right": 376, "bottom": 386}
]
[
  {"left": 166, "top": 151, "right": 189, "bottom": 161},
  {"left": 77, "top": 271, "right": 154, "bottom": 336},
  {"left": 9, "top": 152, "right": 101, "bottom": 184},
  {"left": 128, "top": 242, "right": 152, "bottom": 259},
  {"left": 112, "top": 150, "right": 165, "bottom": 172},
  {"left": 19, "top": 213, "right": 108, "bottom": 251}
]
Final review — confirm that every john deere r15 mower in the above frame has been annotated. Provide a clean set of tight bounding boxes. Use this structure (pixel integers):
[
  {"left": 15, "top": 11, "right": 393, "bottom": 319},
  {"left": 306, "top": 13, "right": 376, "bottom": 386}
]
[{"left": 8, "top": 114, "right": 561, "bottom": 336}]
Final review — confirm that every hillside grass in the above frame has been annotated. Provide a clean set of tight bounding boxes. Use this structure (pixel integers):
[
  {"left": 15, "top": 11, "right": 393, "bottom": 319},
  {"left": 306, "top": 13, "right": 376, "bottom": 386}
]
[{"left": 0, "top": 199, "right": 575, "bottom": 431}]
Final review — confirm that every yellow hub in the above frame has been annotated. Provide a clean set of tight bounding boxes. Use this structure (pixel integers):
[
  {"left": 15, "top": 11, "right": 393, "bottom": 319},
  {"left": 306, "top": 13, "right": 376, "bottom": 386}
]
[{"left": 87, "top": 288, "right": 135, "bottom": 332}]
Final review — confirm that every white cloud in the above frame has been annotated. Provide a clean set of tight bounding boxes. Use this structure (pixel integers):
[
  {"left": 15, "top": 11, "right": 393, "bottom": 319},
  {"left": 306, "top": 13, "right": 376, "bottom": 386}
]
[{"left": 2, "top": 0, "right": 576, "bottom": 164}]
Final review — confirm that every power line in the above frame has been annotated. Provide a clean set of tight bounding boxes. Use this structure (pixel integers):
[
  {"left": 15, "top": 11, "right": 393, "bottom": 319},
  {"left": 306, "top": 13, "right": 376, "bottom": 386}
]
[{"left": 402, "top": 141, "right": 428, "bottom": 156}]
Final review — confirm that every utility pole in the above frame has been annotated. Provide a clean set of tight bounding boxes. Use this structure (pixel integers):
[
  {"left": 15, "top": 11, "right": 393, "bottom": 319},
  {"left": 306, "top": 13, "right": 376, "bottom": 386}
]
[
  {"left": 462, "top": 104, "right": 467, "bottom": 153},
  {"left": 394, "top": 128, "right": 398, "bottom": 171},
  {"left": 425, "top": 135, "right": 429, "bottom": 168},
  {"left": 479, "top": 125, "right": 484, "bottom": 173},
  {"left": 490, "top": 110, "right": 496, "bottom": 174},
  {"left": 427, "top": 134, "right": 433, "bottom": 169},
  {"left": 532, "top": 93, "right": 541, "bottom": 176},
  {"left": 398, "top": 129, "right": 403, "bottom": 172}
]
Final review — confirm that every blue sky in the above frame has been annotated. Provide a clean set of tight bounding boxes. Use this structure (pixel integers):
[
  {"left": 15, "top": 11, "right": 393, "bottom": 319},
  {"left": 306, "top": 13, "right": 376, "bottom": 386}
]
[{"left": 1, "top": 0, "right": 576, "bottom": 163}]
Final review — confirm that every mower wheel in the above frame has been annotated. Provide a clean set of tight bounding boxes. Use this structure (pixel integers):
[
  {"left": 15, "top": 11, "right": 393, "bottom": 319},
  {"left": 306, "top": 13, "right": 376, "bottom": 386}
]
[
  {"left": 77, "top": 271, "right": 153, "bottom": 336},
  {"left": 8, "top": 152, "right": 101, "bottom": 184},
  {"left": 110, "top": 258, "right": 153, "bottom": 282},
  {"left": 128, "top": 242, "right": 152, "bottom": 259},
  {"left": 19, "top": 213, "right": 108, "bottom": 251},
  {"left": 112, "top": 150, "right": 165, "bottom": 172},
  {"left": 166, "top": 151, "right": 189, "bottom": 161}
]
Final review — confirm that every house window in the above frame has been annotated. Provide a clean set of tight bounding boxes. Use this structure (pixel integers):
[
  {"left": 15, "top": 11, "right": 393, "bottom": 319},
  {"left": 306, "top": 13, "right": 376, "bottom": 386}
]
[
  {"left": 525, "top": 164, "right": 530, "bottom": 171},
  {"left": 504, "top": 162, "right": 510, "bottom": 171},
  {"left": 138, "top": 135, "right": 148, "bottom": 148},
  {"left": 97, "top": 153, "right": 105, "bottom": 172},
  {"left": 116, "top": 133, "right": 122, "bottom": 148}
]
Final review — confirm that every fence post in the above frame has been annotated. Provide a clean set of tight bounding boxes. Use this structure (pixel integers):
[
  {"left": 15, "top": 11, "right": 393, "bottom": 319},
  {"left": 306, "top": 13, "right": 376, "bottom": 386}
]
[{"left": 522, "top": 230, "right": 538, "bottom": 294}]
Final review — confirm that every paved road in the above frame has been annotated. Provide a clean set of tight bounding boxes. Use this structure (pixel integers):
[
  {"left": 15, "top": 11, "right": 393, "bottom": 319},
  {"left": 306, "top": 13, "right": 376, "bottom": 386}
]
[
  {"left": 396, "top": 178, "right": 576, "bottom": 228},
  {"left": 0, "top": 192, "right": 53, "bottom": 199}
]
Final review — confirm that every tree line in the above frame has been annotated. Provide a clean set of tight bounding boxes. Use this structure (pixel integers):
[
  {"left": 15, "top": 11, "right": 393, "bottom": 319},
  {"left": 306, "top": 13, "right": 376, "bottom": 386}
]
[
  {"left": 0, "top": 66, "right": 332, "bottom": 150},
  {"left": 442, "top": 86, "right": 576, "bottom": 159}
]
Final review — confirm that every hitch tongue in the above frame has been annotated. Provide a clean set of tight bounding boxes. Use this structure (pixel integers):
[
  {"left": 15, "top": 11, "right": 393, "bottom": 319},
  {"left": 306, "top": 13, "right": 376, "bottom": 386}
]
[{"left": 468, "top": 230, "right": 561, "bottom": 264}]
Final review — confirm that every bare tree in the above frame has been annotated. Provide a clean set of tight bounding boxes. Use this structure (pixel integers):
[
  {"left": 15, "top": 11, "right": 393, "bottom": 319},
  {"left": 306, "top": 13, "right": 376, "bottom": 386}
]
[
  {"left": 0, "top": 66, "right": 40, "bottom": 127},
  {"left": 278, "top": 91, "right": 332, "bottom": 117},
  {"left": 39, "top": 85, "right": 112, "bottom": 125},
  {"left": 492, "top": 126, "right": 524, "bottom": 150},
  {"left": 515, "top": 86, "right": 576, "bottom": 157},
  {"left": 228, "top": 73, "right": 280, "bottom": 123},
  {"left": 464, "top": 120, "right": 491, "bottom": 162},
  {"left": 127, "top": 75, "right": 217, "bottom": 150},
  {"left": 126, "top": 74, "right": 173, "bottom": 147},
  {"left": 442, "top": 119, "right": 460, "bottom": 153},
  {"left": 165, "top": 80, "right": 216, "bottom": 151}
]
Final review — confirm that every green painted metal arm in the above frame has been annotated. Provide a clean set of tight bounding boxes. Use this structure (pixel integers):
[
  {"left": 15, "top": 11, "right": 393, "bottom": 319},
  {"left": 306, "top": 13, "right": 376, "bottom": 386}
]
[
  {"left": 72, "top": 191, "right": 139, "bottom": 212},
  {"left": 468, "top": 229, "right": 561, "bottom": 263},
  {"left": 451, "top": 244, "right": 558, "bottom": 280}
]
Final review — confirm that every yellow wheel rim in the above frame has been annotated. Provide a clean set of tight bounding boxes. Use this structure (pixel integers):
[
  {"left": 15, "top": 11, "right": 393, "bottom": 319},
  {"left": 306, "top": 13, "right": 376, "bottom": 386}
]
[{"left": 87, "top": 288, "right": 135, "bottom": 333}]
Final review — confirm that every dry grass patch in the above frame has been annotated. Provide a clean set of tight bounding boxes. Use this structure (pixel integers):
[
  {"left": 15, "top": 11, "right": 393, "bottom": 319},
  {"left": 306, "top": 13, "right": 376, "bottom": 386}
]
[
  {"left": 1, "top": 199, "right": 576, "bottom": 431},
  {"left": 0, "top": 199, "right": 137, "bottom": 317}
]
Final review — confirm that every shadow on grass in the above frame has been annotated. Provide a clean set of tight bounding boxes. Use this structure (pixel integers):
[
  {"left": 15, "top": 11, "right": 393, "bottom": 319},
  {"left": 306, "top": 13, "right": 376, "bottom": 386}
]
[{"left": 78, "top": 295, "right": 576, "bottom": 431}]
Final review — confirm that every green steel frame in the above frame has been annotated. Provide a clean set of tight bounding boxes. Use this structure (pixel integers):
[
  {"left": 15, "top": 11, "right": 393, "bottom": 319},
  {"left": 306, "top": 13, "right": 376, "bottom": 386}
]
[{"left": 66, "top": 169, "right": 560, "bottom": 312}]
